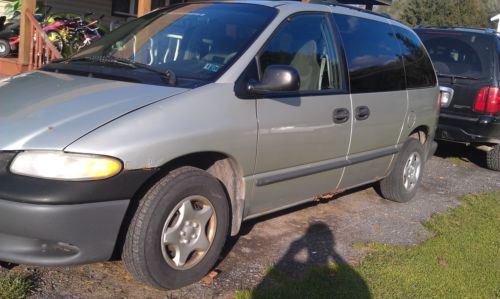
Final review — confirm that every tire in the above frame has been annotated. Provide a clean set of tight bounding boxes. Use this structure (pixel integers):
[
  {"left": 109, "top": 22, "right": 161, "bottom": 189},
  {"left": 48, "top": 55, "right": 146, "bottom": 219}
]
[
  {"left": 486, "top": 144, "right": 500, "bottom": 171},
  {"left": 0, "top": 39, "right": 11, "bottom": 57},
  {"left": 122, "top": 166, "right": 230, "bottom": 290},
  {"left": 379, "top": 138, "right": 425, "bottom": 203}
]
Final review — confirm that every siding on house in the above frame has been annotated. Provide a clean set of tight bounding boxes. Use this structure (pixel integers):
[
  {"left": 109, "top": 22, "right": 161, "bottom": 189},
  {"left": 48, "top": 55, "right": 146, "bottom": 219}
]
[{"left": 0, "top": 0, "right": 10, "bottom": 17}]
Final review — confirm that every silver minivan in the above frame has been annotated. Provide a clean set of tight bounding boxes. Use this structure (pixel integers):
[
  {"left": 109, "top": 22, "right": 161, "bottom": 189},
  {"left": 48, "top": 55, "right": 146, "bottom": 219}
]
[{"left": 0, "top": 1, "right": 440, "bottom": 289}]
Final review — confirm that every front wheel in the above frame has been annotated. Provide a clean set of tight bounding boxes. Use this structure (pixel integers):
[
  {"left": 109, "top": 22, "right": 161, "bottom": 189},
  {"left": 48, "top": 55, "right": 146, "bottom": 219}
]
[
  {"left": 122, "top": 166, "right": 230, "bottom": 290},
  {"left": 0, "top": 39, "right": 11, "bottom": 57},
  {"left": 379, "top": 138, "right": 425, "bottom": 203}
]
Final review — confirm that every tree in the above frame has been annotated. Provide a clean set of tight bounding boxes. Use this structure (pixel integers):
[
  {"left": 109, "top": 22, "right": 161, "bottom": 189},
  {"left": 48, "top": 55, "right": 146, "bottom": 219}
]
[
  {"left": 402, "top": 0, "right": 490, "bottom": 27},
  {"left": 378, "top": 0, "right": 497, "bottom": 29}
]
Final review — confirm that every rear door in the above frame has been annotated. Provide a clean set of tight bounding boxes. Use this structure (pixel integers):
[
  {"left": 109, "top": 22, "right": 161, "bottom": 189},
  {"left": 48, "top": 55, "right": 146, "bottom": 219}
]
[
  {"left": 332, "top": 13, "right": 408, "bottom": 189},
  {"left": 417, "top": 30, "right": 497, "bottom": 117}
]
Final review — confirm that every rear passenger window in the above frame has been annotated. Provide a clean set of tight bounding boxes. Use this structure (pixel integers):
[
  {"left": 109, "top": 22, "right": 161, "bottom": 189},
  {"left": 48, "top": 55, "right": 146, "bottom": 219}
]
[
  {"left": 418, "top": 31, "right": 495, "bottom": 80},
  {"left": 333, "top": 14, "right": 405, "bottom": 93},
  {"left": 393, "top": 26, "right": 437, "bottom": 88},
  {"left": 259, "top": 14, "right": 343, "bottom": 91}
]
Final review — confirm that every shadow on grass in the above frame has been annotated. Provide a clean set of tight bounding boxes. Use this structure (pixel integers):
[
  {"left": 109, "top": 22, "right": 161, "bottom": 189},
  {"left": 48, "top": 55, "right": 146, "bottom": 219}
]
[{"left": 240, "top": 222, "right": 370, "bottom": 299}]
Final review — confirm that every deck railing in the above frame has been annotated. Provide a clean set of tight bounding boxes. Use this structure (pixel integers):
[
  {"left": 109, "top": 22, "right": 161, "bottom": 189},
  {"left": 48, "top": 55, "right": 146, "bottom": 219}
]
[{"left": 25, "top": 8, "right": 62, "bottom": 70}]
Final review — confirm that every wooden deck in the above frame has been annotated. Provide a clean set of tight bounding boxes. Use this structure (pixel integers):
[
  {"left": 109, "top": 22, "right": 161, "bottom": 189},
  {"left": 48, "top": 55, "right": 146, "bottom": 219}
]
[{"left": 0, "top": 57, "right": 29, "bottom": 76}]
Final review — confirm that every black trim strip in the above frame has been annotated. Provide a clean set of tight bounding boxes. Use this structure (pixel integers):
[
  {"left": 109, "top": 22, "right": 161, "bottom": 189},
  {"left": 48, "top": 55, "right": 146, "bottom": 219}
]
[{"left": 256, "top": 145, "right": 401, "bottom": 186}]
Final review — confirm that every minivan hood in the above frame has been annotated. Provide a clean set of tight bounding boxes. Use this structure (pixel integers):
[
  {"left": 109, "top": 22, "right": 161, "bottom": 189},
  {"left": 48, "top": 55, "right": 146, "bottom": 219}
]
[{"left": 0, "top": 71, "right": 186, "bottom": 150}]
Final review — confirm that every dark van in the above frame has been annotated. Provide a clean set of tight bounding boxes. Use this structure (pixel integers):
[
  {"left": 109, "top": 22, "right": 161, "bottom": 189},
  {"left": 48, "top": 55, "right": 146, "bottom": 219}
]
[{"left": 415, "top": 27, "right": 500, "bottom": 170}]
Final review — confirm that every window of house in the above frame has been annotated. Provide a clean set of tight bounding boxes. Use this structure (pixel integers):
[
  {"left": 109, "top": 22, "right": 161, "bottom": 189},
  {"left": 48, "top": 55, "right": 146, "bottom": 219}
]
[{"left": 112, "top": 0, "right": 171, "bottom": 17}]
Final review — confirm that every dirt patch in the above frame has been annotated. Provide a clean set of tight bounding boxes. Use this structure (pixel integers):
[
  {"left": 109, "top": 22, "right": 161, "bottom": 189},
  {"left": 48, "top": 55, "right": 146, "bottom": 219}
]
[{"left": 1, "top": 154, "right": 499, "bottom": 298}]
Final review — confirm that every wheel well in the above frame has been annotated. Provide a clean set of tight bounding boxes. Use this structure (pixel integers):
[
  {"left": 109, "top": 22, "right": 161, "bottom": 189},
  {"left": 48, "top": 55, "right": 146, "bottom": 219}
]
[
  {"left": 113, "top": 152, "right": 244, "bottom": 258},
  {"left": 409, "top": 126, "right": 429, "bottom": 144}
]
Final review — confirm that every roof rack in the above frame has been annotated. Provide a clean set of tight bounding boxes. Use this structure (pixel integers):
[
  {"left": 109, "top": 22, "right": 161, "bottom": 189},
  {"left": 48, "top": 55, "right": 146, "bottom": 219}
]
[
  {"left": 297, "top": 0, "right": 391, "bottom": 11},
  {"left": 285, "top": 0, "right": 392, "bottom": 19}
]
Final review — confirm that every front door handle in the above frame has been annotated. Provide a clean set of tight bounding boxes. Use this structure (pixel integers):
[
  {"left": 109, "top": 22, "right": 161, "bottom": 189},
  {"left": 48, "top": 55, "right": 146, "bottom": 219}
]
[
  {"left": 355, "top": 106, "right": 370, "bottom": 121},
  {"left": 333, "top": 108, "right": 350, "bottom": 124}
]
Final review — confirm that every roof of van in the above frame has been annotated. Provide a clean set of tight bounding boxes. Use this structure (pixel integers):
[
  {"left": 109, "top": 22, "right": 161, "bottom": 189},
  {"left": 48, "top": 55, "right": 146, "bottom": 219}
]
[
  {"left": 189, "top": 1, "right": 395, "bottom": 22},
  {"left": 414, "top": 26, "right": 500, "bottom": 38}
]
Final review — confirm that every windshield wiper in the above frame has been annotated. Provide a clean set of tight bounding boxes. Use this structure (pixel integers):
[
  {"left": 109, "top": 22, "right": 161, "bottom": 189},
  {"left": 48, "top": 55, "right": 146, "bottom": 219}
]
[
  {"left": 437, "top": 72, "right": 479, "bottom": 81},
  {"left": 55, "top": 56, "right": 177, "bottom": 86}
]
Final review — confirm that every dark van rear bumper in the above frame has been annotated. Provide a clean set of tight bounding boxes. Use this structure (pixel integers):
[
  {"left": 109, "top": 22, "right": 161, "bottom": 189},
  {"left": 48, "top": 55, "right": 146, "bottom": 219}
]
[{"left": 436, "top": 113, "right": 500, "bottom": 144}]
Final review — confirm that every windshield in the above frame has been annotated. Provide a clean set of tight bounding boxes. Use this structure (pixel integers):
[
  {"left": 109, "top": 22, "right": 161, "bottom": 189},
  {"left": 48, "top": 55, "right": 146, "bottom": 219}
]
[
  {"left": 68, "top": 3, "right": 276, "bottom": 83},
  {"left": 417, "top": 31, "right": 495, "bottom": 79}
]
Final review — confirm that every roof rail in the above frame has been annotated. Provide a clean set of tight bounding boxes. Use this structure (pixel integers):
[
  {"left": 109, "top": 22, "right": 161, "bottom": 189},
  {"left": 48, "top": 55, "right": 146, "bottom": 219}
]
[{"left": 284, "top": 0, "right": 392, "bottom": 18}]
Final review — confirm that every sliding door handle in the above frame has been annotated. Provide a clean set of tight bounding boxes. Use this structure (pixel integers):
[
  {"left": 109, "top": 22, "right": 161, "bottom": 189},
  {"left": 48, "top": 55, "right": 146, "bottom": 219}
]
[{"left": 355, "top": 106, "right": 370, "bottom": 121}]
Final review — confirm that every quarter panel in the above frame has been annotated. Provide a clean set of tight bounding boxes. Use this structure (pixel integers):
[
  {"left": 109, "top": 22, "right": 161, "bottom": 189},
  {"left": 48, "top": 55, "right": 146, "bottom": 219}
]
[
  {"left": 403, "top": 87, "right": 439, "bottom": 138},
  {"left": 65, "top": 83, "right": 258, "bottom": 176}
]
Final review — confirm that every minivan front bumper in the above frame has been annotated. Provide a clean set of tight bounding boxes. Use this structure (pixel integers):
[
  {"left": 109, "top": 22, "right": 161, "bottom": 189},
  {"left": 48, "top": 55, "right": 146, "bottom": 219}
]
[
  {"left": 0, "top": 152, "right": 157, "bottom": 266},
  {"left": 0, "top": 198, "right": 129, "bottom": 266}
]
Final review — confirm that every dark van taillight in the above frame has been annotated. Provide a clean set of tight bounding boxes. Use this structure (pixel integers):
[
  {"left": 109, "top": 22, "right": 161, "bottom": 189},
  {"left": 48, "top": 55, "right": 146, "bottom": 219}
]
[{"left": 473, "top": 87, "right": 500, "bottom": 114}]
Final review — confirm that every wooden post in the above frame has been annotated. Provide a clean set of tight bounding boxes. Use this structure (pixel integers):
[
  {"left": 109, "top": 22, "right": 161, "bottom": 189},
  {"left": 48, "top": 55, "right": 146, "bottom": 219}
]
[
  {"left": 18, "top": 0, "right": 36, "bottom": 66},
  {"left": 137, "top": 0, "right": 152, "bottom": 17}
]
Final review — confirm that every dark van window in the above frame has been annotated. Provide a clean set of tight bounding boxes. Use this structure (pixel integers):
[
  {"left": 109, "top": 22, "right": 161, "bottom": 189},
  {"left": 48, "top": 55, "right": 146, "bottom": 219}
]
[
  {"left": 259, "top": 14, "right": 343, "bottom": 91},
  {"left": 393, "top": 26, "right": 437, "bottom": 88},
  {"left": 417, "top": 31, "right": 495, "bottom": 79},
  {"left": 333, "top": 14, "right": 405, "bottom": 93}
]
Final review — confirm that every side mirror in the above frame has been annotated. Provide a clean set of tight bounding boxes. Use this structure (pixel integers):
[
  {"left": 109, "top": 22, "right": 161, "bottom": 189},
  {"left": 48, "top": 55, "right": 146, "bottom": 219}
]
[{"left": 247, "top": 65, "right": 300, "bottom": 94}]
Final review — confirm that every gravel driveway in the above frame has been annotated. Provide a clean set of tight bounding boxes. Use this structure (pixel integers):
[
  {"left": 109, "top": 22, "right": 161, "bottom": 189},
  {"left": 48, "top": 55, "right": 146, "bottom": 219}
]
[{"left": 1, "top": 143, "right": 499, "bottom": 298}]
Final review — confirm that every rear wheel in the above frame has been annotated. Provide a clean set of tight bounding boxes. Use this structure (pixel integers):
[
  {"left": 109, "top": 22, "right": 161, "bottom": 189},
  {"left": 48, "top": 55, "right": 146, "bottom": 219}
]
[
  {"left": 122, "top": 166, "right": 230, "bottom": 290},
  {"left": 486, "top": 144, "right": 500, "bottom": 171},
  {"left": 379, "top": 138, "right": 425, "bottom": 203},
  {"left": 0, "top": 39, "right": 11, "bottom": 57}
]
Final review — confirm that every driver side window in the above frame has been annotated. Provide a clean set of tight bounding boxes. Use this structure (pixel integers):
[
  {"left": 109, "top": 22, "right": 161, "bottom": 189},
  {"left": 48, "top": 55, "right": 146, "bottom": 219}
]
[{"left": 259, "top": 14, "right": 342, "bottom": 92}]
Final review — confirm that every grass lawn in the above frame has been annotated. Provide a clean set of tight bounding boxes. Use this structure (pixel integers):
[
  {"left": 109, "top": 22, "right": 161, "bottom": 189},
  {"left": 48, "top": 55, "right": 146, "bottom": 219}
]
[
  {"left": 0, "top": 272, "right": 33, "bottom": 299},
  {"left": 236, "top": 192, "right": 500, "bottom": 299}
]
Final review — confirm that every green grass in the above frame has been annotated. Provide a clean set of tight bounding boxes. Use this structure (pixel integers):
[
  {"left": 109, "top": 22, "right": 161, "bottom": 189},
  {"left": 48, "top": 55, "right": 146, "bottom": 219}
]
[
  {"left": 0, "top": 273, "right": 33, "bottom": 299},
  {"left": 447, "top": 156, "right": 467, "bottom": 165},
  {"left": 236, "top": 192, "right": 500, "bottom": 299}
]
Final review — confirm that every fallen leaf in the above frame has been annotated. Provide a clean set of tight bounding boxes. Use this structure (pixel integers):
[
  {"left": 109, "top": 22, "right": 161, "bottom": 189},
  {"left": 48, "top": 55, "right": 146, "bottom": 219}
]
[
  {"left": 437, "top": 258, "right": 448, "bottom": 266},
  {"left": 201, "top": 270, "right": 220, "bottom": 284}
]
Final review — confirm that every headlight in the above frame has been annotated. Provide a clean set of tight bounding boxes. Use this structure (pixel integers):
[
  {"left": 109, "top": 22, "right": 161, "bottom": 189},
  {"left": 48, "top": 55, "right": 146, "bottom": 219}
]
[{"left": 10, "top": 151, "right": 122, "bottom": 181}]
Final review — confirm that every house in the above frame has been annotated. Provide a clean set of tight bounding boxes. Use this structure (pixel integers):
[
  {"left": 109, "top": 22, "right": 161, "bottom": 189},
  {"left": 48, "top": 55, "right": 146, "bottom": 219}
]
[
  {"left": 0, "top": 1, "right": 7, "bottom": 16},
  {"left": 0, "top": 0, "right": 186, "bottom": 29}
]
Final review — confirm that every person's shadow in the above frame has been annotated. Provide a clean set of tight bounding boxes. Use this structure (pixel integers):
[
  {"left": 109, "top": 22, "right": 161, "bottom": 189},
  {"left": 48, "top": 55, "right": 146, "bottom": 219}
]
[{"left": 251, "top": 222, "right": 371, "bottom": 298}]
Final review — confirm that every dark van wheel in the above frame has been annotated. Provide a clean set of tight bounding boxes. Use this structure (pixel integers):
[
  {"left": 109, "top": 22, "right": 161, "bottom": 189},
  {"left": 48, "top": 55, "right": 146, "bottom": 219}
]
[
  {"left": 122, "top": 166, "right": 230, "bottom": 290},
  {"left": 486, "top": 144, "right": 500, "bottom": 171},
  {"left": 379, "top": 138, "right": 425, "bottom": 203},
  {"left": 0, "top": 39, "right": 11, "bottom": 57}
]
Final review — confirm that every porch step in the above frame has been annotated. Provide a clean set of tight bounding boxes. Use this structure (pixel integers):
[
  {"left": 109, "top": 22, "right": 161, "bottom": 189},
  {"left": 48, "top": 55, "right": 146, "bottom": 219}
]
[{"left": 0, "top": 57, "right": 29, "bottom": 76}]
